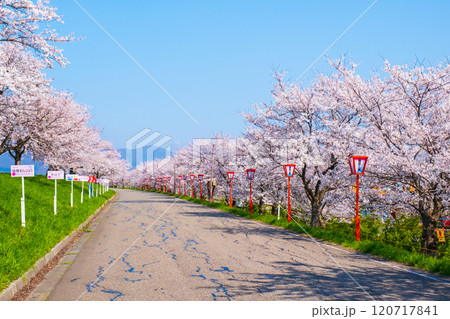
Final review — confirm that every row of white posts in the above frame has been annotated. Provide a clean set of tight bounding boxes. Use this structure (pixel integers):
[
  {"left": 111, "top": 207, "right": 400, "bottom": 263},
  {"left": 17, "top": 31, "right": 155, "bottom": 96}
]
[{"left": 10, "top": 165, "right": 110, "bottom": 227}]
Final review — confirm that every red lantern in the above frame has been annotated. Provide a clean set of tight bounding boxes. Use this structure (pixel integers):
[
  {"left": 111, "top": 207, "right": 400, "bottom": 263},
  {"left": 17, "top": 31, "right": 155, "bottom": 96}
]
[
  {"left": 283, "top": 164, "right": 296, "bottom": 177},
  {"left": 348, "top": 156, "right": 368, "bottom": 175},
  {"left": 227, "top": 171, "right": 234, "bottom": 207},
  {"left": 348, "top": 155, "right": 369, "bottom": 241},
  {"left": 283, "top": 164, "right": 296, "bottom": 222},
  {"left": 246, "top": 168, "right": 255, "bottom": 181}
]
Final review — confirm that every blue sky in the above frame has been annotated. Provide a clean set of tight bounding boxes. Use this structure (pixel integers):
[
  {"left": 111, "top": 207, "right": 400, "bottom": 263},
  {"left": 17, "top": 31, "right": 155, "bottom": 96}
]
[{"left": 45, "top": 0, "right": 450, "bottom": 151}]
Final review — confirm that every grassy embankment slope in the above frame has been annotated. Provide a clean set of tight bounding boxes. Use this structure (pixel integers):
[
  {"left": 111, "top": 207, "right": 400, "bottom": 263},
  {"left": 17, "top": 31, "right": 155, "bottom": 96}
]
[{"left": 0, "top": 173, "right": 115, "bottom": 292}]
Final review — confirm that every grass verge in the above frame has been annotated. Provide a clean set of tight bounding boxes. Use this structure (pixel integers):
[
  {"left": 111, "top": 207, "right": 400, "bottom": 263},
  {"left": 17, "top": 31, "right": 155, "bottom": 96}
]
[
  {"left": 0, "top": 173, "right": 115, "bottom": 292},
  {"left": 138, "top": 188, "right": 450, "bottom": 277}
]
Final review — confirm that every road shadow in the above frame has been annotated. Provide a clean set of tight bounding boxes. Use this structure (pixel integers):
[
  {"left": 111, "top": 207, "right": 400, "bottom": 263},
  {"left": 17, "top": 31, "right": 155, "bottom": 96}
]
[
  {"left": 180, "top": 211, "right": 310, "bottom": 242},
  {"left": 225, "top": 257, "right": 450, "bottom": 300},
  {"left": 202, "top": 223, "right": 450, "bottom": 300}
]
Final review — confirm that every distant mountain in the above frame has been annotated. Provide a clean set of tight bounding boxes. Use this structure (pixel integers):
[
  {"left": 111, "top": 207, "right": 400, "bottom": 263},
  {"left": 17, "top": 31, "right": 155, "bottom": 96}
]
[{"left": 0, "top": 146, "right": 170, "bottom": 174}]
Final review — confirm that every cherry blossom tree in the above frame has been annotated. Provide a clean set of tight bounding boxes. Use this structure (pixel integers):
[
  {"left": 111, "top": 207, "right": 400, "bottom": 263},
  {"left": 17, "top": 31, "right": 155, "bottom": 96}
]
[
  {"left": 0, "top": 42, "right": 50, "bottom": 160},
  {"left": 329, "top": 59, "right": 450, "bottom": 255},
  {"left": 244, "top": 74, "right": 353, "bottom": 227},
  {"left": 0, "top": 0, "right": 72, "bottom": 66}
]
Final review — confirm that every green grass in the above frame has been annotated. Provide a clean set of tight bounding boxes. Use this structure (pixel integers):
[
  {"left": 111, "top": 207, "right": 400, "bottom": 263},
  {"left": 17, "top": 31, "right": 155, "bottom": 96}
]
[
  {"left": 0, "top": 173, "right": 115, "bottom": 292},
  {"left": 137, "top": 188, "right": 450, "bottom": 277}
]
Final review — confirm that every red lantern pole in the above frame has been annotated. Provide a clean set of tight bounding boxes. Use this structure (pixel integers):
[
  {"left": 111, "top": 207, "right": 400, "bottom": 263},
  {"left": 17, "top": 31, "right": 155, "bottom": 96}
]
[
  {"left": 356, "top": 174, "right": 360, "bottom": 241},
  {"left": 178, "top": 179, "right": 181, "bottom": 195},
  {"left": 288, "top": 176, "right": 291, "bottom": 223},
  {"left": 229, "top": 180, "right": 232, "bottom": 208},
  {"left": 183, "top": 180, "right": 186, "bottom": 196},
  {"left": 249, "top": 180, "right": 252, "bottom": 215},
  {"left": 199, "top": 180, "right": 202, "bottom": 200},
  {"left": 191, "top": 179, "right": 194, "bottom": 197}
]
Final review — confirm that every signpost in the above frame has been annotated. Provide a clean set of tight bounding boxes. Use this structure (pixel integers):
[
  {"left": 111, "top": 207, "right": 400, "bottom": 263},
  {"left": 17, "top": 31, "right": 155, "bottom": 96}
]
[
  {"left": 88, "top": 176, "right": 97, "bottom": 198},
  {"left": 348, "top": 155, "right": 369, "bottom": 241},
  {"left": 246, "top": 169, "right": 255, "bottom": 215},
  {"left": 436, "top": 229, "right": 446, "bottom": 242},
  {"left": 283, "top": 164, "right": 296, "bottom": 223},
  {"left": 47, "top": 170, "right": 64, "bottom": 214},
  {"left": 66, "top": 174, "right": 77, "bottom": 207},
  {"left": 227, "top": 171, "right": 234, "bottom": 208},
  {"left": 198, "top": 174, "right": 204, "bottom": 200},
  {"left": 74, "top": 175, "right": 89, "bottom": 203},
  {"left": 11, "top": 165, "right": 35, "bottom": 227}
]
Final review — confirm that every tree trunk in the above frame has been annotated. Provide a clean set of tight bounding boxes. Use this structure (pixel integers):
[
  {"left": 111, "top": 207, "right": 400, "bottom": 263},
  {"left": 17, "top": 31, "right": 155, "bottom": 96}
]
[
  {"left": 9, "top": 148, "right": 24, "bottom": 165},
  {"left": 310, "top": 200, "right": 321, "bottom": 228},
  {"left": 420, "top": 212, "right": 438, "bottom": 257},
  {"left": 271, "top": 204, "right": 277, "bottom": 216},
  {"left": 207, "top": 182, "right": 215, "bottom": 201},
  {"left": 418, "top": 193, "right": 443, "bottom": 257}
]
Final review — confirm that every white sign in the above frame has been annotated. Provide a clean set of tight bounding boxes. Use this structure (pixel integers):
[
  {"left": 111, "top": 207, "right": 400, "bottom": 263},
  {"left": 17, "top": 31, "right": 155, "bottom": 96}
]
[
  {"left": 47, "top": 171, "right": 64, "bottom": 180},
  {"left": 66, "top": 174, "right": 77, "bottom": 181},
  {"left": 11, "top": 165, "right": 34, "bottom": 177},
  {"left": 74, "top": 175, "right": 89, "bottom": 182}
]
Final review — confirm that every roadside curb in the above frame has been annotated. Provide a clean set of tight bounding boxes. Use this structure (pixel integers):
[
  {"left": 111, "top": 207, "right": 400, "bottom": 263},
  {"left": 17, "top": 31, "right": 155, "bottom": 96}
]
[{"left": 0, "top": 192, "right": 117, "bottom": 301}]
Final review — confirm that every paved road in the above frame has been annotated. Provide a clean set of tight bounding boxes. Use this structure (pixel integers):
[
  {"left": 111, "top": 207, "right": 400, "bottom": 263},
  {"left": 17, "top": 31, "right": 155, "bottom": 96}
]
[{"left": 44, "top": 189, "right": 449, "bottom": 301}]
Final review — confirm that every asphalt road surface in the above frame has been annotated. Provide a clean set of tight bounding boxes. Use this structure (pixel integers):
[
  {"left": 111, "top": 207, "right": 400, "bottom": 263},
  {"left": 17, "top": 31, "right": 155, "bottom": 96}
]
[{"left": 44, "top": 189, "right": 450, "bottom": 301}]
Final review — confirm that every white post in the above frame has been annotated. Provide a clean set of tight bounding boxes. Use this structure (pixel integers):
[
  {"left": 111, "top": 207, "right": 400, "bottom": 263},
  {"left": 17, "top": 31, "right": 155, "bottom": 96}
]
[
  {"left": 54, "top": 179, "right": 57, "bottom": 215},
  {"left": 21, "top": 176, "right": 26, "bottom": 227},
  {"left": 88, "top": 183, "right": 91, "bottom": 198},
  {"left": 81, "top": 181, "right": 84, "bottom": 203},
  {"left": 71, "top": 180, "right": 73, "bottom": 207},
  {"left": 277, "top": 201, "right": 281, "bottom": 220},
  {"left": 96, "top": 182, "right": 98, "bottom": 197}
]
